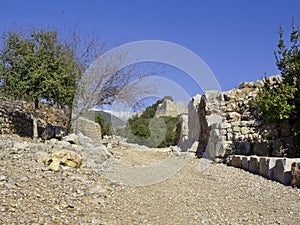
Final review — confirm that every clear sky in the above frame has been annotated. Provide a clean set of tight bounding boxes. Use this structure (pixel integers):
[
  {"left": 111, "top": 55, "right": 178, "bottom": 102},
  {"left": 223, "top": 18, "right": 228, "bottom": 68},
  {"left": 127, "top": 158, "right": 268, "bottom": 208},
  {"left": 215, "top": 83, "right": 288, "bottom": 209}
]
[{"left": 1, "top": 0, "right": 299, "bottom": 101}]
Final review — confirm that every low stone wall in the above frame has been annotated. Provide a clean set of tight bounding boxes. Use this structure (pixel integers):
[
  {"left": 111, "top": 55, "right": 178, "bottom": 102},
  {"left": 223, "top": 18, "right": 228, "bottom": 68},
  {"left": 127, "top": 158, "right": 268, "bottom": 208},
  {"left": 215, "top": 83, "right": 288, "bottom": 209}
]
[
  {"left": 0, "top": 97, "right": 66, "bottom": 137},
  {"left": 228, "top": 155, "right": 300, "bottom": 187}
]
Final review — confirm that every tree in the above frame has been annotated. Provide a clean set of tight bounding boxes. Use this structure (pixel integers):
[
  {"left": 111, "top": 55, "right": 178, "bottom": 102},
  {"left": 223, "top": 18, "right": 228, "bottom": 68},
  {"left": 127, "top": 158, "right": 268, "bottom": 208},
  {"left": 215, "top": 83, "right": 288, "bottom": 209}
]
[
  {"left": 95, "top": 113, "right": 111, "bottom": 137},
  {"left": 257, "top": 18, "right": 300, "bottom": 151},
  {"left": 117, "top": 99, "right": 179, "bottom": 148},
  {"left": 0, "top": 27, "right": 78, "bottom": 140}
]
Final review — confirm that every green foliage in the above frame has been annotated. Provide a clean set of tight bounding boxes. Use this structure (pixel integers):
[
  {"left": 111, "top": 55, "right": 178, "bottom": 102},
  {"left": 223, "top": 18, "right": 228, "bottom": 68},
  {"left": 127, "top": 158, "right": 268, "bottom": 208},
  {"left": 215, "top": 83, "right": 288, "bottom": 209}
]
[
  {"left": 95, "top": 113, "right": 111, "bottom": 137},
  {"left": 257, "top": 77, "right": 297, "bottom": 122},
  {"left": 0, "top": 27, "right": 79, "bottom": 137},
  {"left": 140, "top": 99, "right": 162, "bottom": 118},
  {"left": 0, "top": 28, "right": 78, "bottom": 107},
  {"left": 257, "top": 18, "right": 300, "bottom": 151},
  {"left": 117, "top": 99, "right": 179, "bottom": 148}
]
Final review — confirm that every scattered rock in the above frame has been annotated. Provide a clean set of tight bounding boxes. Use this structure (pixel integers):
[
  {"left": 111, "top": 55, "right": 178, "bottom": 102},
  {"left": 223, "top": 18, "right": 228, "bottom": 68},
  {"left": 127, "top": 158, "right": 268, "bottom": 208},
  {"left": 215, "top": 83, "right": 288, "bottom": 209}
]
[{"left": 51, "top": 149, "right": 83, "bottom": 169}]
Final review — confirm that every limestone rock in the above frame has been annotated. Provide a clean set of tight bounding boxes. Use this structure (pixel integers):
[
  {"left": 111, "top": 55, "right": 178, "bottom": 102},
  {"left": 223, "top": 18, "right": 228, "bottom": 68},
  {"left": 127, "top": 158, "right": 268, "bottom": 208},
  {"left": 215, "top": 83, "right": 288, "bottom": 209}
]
[
  {"left": 35, "top": 151, "right": 50, "bottom": 163},
  {"left": 48, "top": 158, "right": 61, "bottom": 171},
  {"left": 72, "top": 117, "right": 102, "bottom": 143},
  {"left": 63, "top": 133, "right": 79, "bottom": 145},
  {"left": 51, "top": 149, "right": 83, "bottom": 169},
  {"left": 291, "top": 162, "right": 300, "bottom": 187}
]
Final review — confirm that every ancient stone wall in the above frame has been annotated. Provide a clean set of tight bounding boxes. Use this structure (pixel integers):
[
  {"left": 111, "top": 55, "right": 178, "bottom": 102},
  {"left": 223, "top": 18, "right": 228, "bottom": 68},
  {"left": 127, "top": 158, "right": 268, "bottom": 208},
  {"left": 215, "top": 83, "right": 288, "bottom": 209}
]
[
  {"left": 0, "top": 97, "right": 67, "bottom": 137},
  {"left": 178, "top": 76, "right": 296, "bottom": 159},
  {"left": 156, "top": 99, "right": 187, "bottom": 117}
]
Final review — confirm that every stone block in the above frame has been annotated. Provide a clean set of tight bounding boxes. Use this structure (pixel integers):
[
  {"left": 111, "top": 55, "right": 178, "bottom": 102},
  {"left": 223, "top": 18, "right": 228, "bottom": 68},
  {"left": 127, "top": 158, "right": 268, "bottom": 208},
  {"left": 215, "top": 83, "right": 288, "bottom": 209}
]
[
  {"left": 233, "top": 126, "right": 240, "bottom": 132},
  {"left": 231, "top": 155, "right": 242, "bottom": 168},
  {"left": 241, "top": 156, "right": 250, "bottom": 171},
  {"left": 249, "top": 156, "right": 259, "bottom": 174},
  {"left": 219, "top": 129, "right": 227, "bottom": 135},
  {"left": 291, "top": 162, "right": 300, "bottom": 188},
  {"left": 274, "top": 158, "right": 300, "bottom": 185},
  {"left": 219, "top": 123, "right": 231, "bottom": 129},
  {"left": 258, "top": 157, "right": 278, "bottom": 179},
  {"left": 240, "top": 127, "right": 250, "bottom": 135},
  {"left": 227, "top": 112, "right": 241, "bottom": 122}
]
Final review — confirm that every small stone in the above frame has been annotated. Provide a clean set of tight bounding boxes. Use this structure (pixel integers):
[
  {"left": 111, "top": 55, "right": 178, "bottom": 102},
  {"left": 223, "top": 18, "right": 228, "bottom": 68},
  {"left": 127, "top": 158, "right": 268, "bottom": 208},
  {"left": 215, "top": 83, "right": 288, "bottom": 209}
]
[{"left": 48, "top": 158, "right": 61, "bottom": 171}]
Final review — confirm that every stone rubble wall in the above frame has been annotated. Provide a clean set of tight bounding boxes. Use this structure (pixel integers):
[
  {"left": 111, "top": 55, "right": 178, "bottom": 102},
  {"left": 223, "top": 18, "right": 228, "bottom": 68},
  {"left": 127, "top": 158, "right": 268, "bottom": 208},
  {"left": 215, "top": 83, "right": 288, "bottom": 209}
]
[
  {"left": 0, "top": 97, "right": 66, "bottom": 137},
  {"left": 178, "top": 76, "right": 297, "bottom": 159}
]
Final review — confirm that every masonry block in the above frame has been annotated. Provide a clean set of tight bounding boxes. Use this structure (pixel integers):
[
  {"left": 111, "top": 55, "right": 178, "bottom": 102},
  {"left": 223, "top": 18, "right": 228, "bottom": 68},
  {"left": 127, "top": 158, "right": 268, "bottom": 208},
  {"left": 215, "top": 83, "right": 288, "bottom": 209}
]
[
  {"left": 249, "top": 156, "right": 259, "bottom": 174},
  {"left": 274, "top": 158, "right": 300, "bottom": 185},
  {"left": 241, "top": 156, "right": 250, "bottom": 171},
  {"left": 231, "top": 155, "right": 242, "bottom": 168}
]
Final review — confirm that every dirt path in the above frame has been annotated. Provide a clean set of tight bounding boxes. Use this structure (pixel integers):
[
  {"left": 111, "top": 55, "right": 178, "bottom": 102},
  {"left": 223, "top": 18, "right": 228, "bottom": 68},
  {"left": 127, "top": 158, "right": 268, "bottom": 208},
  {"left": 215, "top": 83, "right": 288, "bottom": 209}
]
[{"left": 0, "top": 140, "right": 299, "bottom": 224}]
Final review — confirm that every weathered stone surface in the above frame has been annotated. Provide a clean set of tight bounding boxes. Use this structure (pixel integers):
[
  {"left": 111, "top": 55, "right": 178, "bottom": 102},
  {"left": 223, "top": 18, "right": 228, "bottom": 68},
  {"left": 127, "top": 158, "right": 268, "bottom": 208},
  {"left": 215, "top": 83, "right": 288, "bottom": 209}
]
[
  {"left": 177, "top": 114, "right": 189, "bottom": 151},
  {"left": 48, "top": 158, "right": 61, "bottom": 171},
  {"left": 35, "top": 151, "right": 50, "bottom": 163},
  {"left": 241, "top": 156, "right": 250, "bottom": 170},
  {"left": 227, "top": 112, "right": 241, "bottom": 122},
  {"left": 291, "top": 162, "right": 300, "bottom": 187},
  {"left": 42, "top": 125, "right": 67, "bottom": 140},
  {"left": 72, "top": 117, "right": 102, "bottom": 143},
  {"left": 273, "top": 158, "right": 300, "bottom": 185},
  {"left": 231, "top": 155, "right": 242, "bottom": 168},
  {"left": 249, "top": 156, "right": 259, "bottom": 174},
  {"left": 156, "top": 99, "right": 187, "bottom": 117},
  {"left": 63, "top": 133, "right": 79, "bottom": 145},
  {"left": 51, "top": 149, "right": 83, "bottom": 169},
  {"left": 258, "top": 157, "right": 278, "bottom": 179}
]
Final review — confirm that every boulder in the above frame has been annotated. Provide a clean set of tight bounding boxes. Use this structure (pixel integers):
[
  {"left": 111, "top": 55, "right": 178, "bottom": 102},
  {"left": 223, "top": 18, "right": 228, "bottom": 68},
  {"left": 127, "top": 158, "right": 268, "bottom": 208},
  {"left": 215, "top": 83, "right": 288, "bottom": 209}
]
[
  {"left": 72, "top": 117, "right": 102, "bottom": 143},
  {"left": 63, "top": 133, "right": 79, "bottom": 145},
  {"left": 50, "top": 149, "right": 83, "bottom": 169}
]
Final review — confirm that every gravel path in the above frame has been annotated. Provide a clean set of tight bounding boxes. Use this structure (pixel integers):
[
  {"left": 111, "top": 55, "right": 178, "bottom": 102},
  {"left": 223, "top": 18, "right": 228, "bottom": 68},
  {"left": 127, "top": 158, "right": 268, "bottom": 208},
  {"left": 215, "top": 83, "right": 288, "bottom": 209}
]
[{"left": 0, "top": 137, "right": 299, "bottom": 224}]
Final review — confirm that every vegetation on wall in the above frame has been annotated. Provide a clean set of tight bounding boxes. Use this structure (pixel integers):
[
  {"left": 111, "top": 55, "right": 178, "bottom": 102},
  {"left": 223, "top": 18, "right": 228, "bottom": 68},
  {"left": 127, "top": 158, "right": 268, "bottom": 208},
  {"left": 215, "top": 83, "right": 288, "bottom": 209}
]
[{"left": 257, "top": 18, "right": 300, "bottom": 152}]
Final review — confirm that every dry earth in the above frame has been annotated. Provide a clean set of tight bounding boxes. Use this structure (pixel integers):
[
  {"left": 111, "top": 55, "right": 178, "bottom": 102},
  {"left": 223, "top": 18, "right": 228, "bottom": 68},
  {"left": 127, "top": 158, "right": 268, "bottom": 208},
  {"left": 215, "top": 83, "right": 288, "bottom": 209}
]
[{"left": 0, "top": 136, "right": 300, "bottom": 224}]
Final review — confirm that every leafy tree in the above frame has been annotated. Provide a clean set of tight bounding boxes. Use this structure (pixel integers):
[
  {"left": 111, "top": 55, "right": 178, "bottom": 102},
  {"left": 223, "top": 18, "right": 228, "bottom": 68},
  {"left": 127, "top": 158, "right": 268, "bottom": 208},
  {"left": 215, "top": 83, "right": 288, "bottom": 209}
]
[
  {"left": 95, "top": 113, "right": 112, "bottom": 137},
  {"left": 257, "top": 18, "right": 300, "bottom": 151},
  {"left": 117, "top": 99, "right": 179, "bottom": 148},
  {"left": 0, "top": 28, "right": 78, "bottom": 139}
]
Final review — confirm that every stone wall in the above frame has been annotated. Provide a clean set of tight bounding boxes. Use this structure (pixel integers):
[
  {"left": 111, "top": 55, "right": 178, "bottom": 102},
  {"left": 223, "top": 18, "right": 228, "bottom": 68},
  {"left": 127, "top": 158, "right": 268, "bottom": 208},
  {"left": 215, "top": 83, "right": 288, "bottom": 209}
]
[
  {"left": 0, "top": 97, "right": 67, "bottom": 137},
  {"left": 177, "top": 76, "right": 297, "bottom": 159}
]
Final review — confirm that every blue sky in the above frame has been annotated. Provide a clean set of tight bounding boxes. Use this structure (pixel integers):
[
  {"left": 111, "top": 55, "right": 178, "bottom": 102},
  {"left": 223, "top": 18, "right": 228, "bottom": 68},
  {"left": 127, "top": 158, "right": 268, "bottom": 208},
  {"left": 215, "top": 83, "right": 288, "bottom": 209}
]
[{"left": 1, "top": 0, "right": 299, "bottom": 103}]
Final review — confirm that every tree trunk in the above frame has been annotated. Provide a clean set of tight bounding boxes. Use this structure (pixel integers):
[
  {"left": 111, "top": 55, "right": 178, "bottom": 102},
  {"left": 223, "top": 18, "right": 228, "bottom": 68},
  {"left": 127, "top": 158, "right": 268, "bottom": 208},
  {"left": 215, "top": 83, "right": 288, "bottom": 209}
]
[{"left": 33, "top": 98, "right": 39, "bottom": 141}]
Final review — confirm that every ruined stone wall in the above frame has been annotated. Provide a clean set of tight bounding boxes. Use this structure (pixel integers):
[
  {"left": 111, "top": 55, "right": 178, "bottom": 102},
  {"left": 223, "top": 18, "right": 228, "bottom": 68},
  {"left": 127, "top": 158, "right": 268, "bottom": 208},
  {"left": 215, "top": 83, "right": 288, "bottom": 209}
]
[
  {"left": 178, "top": 76, "right": 296, "bottom": 159},
  {"left": 0, "top": 97, "right": 67, "bottom": 137}
]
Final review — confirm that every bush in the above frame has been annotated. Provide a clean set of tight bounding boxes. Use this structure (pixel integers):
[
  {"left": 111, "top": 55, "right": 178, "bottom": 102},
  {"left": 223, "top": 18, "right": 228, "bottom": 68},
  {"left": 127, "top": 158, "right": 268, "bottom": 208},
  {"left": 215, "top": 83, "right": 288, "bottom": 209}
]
[
  {"left": 95, "top": 113, "right": 111, "bottom": 137},
  {"left": 117, "top": 99, "right": 179, "bottom": 148}
]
